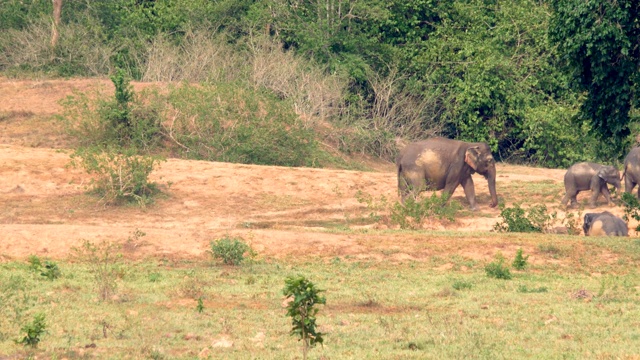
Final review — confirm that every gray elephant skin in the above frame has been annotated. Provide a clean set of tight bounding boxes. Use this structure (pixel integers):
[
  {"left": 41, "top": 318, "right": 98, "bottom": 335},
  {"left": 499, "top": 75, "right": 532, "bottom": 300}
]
[
  {"left": 560, "top": 162, "right": 621, "bottom": 208},
  {"left": 582, "top": 211, "right": 628, "bottom": 236},
  {"left": 396, "top": 137, "right": 498, "bottom": 210},
  {"left": 623, "top": 147, "right": 640, "bottom": 197}
]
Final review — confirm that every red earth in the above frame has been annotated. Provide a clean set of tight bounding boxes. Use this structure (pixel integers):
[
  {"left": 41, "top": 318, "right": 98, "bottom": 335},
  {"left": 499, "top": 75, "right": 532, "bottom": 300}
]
[{"left": 0, "top": 77, "right": 630, "bottom": 265}]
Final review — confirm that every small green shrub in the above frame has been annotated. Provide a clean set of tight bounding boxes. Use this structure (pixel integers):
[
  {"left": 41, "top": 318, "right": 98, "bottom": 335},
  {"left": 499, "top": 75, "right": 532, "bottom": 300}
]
[
  {"left": 16, "top": 313, "right": 46, "bottom": 348},
  {"left": 494, "top": 203, "right": 553, "bottom": 233},
  {"left": 283, "top": 276, "right": 326, "bottom": 360},
  {"left": 27, "top": 256, "right": 61, "bottom": 280},
  {"left": 485, "top": 254, "right": 512, "bottom": 280},
  {"left": 452, "top": 280, "right": 473, "bottom": 291},
  {"left": 209, "top": 236, "right": 254, "bottom": 266},
  {"left": 621, "top": 192, "right": 640, "bottom": 232},
  {"left": 40, "top": 261, "right": 61, "bottom": 281},
  {"left": 355, "top": 190, "right": 388, "bottom": 223},
  {"left": 391, "top": 193, "right": 460, "bottom": 230},
  {"left": 27, "top": 255, "right": 42, "bottom": 272},
  {"left": 72, "top": 240, "right": 124, "bottom": 301},
  {"left": 517, "top": 285, "right": 548, "bottom": 293},
  {"left": 512, "top": 248, "right": 529, "bottom": 271},
  {"left": 69, "top": 146, "right": 163, "bottom": 207}
]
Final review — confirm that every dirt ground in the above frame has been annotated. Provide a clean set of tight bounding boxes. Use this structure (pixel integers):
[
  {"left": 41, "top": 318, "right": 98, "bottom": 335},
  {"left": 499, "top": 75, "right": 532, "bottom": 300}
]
[{"left": 0, "top": 77, "right": 630, "bottom": 264}]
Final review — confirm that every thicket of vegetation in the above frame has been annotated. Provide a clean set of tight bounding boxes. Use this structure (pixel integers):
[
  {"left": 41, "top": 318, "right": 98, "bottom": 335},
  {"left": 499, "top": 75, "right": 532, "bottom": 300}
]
[{"left": 1, "top": 0, "right": 638, "bottom": 167}]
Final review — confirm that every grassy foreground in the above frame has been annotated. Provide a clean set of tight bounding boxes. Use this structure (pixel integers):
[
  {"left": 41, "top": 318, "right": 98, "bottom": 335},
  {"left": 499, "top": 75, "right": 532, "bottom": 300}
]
[{"left": 1, "top": 234, "right": 640, "bottom": 359}]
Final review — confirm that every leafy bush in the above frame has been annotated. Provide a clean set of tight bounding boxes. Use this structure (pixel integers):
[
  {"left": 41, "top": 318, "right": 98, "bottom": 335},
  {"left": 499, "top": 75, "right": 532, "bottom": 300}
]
[
  {"left": 621, "top": 192, "right": 640, "bottom": 233},
  {"left": 390, "top": 193, "right": 460, "bottom": 230},
  {"left": 27, "top": 256, "right": 61, "bottom": 280},
  {"left": 494, "top": 203, "right": 553, "bottom": 233},
  {"left": 512, "top": 248, "right": 529, "bottom": 271},
  {"left": 60, "top": 70, "right": 163, "bottom": 151},
  {"left": 209, "top": 236, "right": 254, "bottom": 266},
  {"left": 16, "top": 313, "right": 46, "bottom": 348},
  {"left": 485, "top": 254, "right": 512, "bottom": 280},
  {"left": 70, "top": 146, "right": 163, "bottom": 207},
  {"left": 40, "top": 262, "right": 61, "bottom": 281},
  {"left": 283, "top": 276, "right": 326, "bottom": 360}
]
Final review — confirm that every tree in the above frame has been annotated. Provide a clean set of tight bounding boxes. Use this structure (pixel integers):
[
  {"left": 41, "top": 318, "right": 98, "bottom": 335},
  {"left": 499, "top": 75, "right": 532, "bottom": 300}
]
[
  {"left": 51, "top": 0, "right": 63, "bottom": 47},
  {"left": 283, "top": 276, "right": 326, "bottom": 360},
  {"left": 549, "top": 0, "right": 640, "bottom": 156}
]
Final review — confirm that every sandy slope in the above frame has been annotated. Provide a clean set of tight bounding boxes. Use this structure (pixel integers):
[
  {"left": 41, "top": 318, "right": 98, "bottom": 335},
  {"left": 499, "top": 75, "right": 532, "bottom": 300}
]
[{"left": 0, "top": 77, "right": 628, "bottom": 263}]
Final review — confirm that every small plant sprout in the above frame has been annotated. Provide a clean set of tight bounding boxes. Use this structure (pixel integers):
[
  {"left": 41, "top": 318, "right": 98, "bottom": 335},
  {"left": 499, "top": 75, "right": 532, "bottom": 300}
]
[
  {"left": 16, "top": 313, "right": 46, "bottom": 348},
  {"left": 283, "top": 276, "right": 326, "bottom": 360},
  {"left": 512, "top": 248, "right": 530, "bottom": 270},
  {"left": 196, "top": 297, "right": 204, "bottom": 313},
  {"left": 485, "top": 253, "right": 512, "bottom": 280}
]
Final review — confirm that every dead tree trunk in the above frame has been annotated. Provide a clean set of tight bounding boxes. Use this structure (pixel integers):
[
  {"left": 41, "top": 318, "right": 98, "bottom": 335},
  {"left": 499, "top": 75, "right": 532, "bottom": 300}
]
[{"left": 51, "top": 0, "right": 63, "bottom": 47}]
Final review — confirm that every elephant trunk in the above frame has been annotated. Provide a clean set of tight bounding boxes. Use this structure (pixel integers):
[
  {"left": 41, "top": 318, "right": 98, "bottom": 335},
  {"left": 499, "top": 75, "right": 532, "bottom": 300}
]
[{"left": 487, "top": 166, "right": 498, "bottom": 207}]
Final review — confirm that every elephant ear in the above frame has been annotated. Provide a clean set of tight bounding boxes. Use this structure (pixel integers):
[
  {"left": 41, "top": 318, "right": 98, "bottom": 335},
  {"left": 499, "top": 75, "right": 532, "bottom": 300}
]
[{"left": 464, "top": 146, "right": 480, "bottom": 170}]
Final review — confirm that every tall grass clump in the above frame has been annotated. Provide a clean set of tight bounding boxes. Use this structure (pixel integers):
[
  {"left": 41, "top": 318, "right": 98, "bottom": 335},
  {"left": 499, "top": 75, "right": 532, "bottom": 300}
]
[{"left": 165, "top": 83, "right": 321, "bottom": 167}]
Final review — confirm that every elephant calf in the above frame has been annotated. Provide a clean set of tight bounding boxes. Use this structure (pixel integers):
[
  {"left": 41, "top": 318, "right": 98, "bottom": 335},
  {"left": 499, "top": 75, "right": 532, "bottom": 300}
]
[
  {"left": 583, "top": 211, "right": 628, "bottom": 236},
  {"left": 560, "top": 162, "right": 621, "bottom": 208}
]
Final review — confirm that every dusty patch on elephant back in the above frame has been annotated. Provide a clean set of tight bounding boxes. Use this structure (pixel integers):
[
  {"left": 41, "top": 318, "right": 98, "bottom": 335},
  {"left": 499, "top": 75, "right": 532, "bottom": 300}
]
[
  {"left": 588, "top": 220, "right": 604, "bottom": 236},
  {"left": 415, "top": 150, "right": 439, "bottom": 168},
  {"left": 414, "top": 149, "right": 445, "bottom": 183}
]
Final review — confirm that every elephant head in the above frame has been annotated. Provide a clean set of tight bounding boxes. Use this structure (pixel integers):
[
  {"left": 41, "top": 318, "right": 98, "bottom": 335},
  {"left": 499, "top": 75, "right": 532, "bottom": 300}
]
[
  {"left": 597, "top": 165, "right": 622, "bottom": 195},
  {"left": 464, "top": 144, "right": 498, "bottom": 207}
]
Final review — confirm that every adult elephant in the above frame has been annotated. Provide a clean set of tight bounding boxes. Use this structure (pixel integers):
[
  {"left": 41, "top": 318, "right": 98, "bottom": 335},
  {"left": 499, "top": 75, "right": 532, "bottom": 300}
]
[
  {"left": 396, "top": 137, "right": 498, "bottom": 210},
  {"left": 623, "top": 147, "right": 640, "bottom": 198},
  {"left": 560, "top": 162, "right": 621, "bottom": 208}
]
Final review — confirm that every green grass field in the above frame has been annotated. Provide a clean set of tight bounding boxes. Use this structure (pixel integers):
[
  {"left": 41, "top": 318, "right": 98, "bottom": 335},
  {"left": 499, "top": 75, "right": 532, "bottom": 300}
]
[{"left": 2, "top": 233, "right": 640, "bottom": 359}]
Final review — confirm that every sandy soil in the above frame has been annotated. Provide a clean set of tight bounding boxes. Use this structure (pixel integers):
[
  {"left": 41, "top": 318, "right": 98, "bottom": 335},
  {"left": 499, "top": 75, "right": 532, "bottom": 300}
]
[{"left": 0, "top": 77, "right": 629, "bottom": 263}]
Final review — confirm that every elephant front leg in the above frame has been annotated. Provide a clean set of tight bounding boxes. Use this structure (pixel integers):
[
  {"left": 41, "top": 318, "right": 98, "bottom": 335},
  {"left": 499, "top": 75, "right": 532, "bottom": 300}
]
[
  {"left": 588, "top": 177, "right": 603, "bottom": 208},
  {"left": 459, "top": 176, "right": 477, "bottom": 211},
  {"left": 600, "top": 184, "right": 614, "bottom": 206}
]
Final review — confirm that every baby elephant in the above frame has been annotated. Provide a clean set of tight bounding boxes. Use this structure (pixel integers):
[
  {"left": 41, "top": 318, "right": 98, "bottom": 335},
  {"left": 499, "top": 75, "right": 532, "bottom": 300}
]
[
  {"left": 583, "top": 211, "right": 628, "bottom": 236},
  {"left": 561, "top": 162, "right": 621, "bottom": 208}
]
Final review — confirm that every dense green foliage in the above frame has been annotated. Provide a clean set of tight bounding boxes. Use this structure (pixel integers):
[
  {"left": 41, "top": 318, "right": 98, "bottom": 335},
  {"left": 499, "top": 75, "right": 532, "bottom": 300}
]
[
  {"left": 2, "top": 0, "right": 639, "bottom": 166},
  {"left": 549, "top": 0, "right": 640, "bottom": 155},
  {"left": 494, "top": 203, "right": 553, "bottom": 233}
]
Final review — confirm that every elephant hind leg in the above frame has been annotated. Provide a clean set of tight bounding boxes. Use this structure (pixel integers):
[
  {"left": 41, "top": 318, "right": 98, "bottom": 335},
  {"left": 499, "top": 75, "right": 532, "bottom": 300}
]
[
  {"left": 398, "top": 170, "right": 426, "bottom": 203},
  {"left": 561, "top": 189, "right": 578, "bottom": 208}
]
